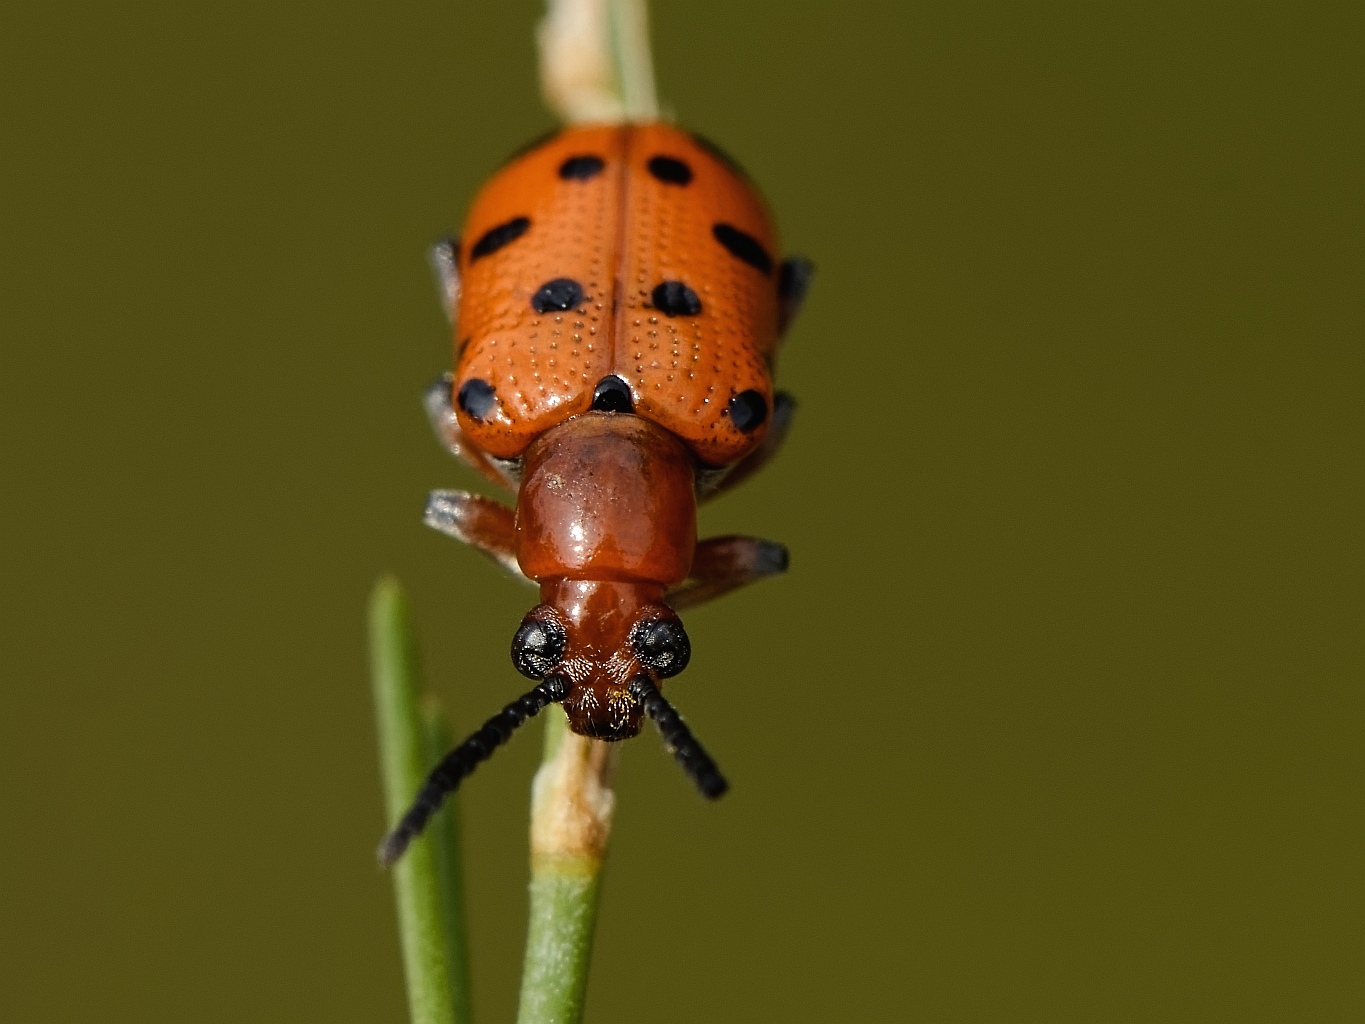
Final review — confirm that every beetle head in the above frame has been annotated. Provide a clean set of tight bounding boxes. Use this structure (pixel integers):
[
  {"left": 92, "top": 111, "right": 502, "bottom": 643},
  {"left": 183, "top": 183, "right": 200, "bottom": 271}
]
[{"left": 510, "top": 579, "right": 690, "bottom": 739}]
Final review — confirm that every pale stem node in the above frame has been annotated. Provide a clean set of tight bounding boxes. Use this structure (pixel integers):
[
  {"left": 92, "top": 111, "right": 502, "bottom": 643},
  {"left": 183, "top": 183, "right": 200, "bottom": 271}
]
[
  {"left": 530, "top": 715, "right": 620, "bottom": 869},
  {"left": 538, "top": 0, "right": 660, "bottom": 124},
  {"left": 538, "top": 0, "right": 626, "bottom": 124}
]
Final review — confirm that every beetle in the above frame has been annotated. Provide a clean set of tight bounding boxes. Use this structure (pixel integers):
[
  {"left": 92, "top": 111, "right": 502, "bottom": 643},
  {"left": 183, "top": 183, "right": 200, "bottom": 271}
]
[{"left": 379, "top": 123, "right": 812, "bottom": 865}]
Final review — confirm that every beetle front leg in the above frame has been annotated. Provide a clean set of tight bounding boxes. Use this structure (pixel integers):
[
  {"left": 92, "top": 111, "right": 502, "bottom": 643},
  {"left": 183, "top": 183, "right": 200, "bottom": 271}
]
[
  {"left": 424, "top": 490, "right": 532, "bottom": 585},
  {"left": 667, "top": 535, "right": 789, "bottom": 610}
]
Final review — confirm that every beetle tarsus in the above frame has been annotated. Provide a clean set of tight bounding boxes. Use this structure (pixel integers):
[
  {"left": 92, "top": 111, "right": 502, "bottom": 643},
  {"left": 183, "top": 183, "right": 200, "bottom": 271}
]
[
  {"left": 627, "top": 675, "right": 728, "bottom": 799},
  {"left": 378, "top": 675, "right": 568, "bottom": 867}
]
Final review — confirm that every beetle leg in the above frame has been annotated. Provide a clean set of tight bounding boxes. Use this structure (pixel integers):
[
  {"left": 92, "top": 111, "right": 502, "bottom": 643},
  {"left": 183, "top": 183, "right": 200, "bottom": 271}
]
[
  {"left": 667, "top": 535, "right": 788, "bottom": 611},
  {"left": 424, "top": 490, "right": 533, "bottom": 585},
  {"left": 424, "top": 373, "right": 522, "bottom": 491},
  {"left": 698, "top": 391, "right": 796, "bottom": 501},
  {"left": 428, "top": 236, "right": 460, "bottom": 324},
  {"left": 778, "top": 256, "right": 814, "bottom": 336}
]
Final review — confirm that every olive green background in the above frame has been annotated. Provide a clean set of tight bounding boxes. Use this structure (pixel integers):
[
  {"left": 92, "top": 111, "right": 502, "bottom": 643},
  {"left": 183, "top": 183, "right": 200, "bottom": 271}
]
[{"left": 2, "top": 2, "right": 1360, "bottom": 1020}]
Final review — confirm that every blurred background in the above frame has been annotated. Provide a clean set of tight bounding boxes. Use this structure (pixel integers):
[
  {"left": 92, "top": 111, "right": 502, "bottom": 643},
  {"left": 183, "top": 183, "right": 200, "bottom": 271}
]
[{"left": 2, "top": 2, "right": 1361, "bottom": 1020}]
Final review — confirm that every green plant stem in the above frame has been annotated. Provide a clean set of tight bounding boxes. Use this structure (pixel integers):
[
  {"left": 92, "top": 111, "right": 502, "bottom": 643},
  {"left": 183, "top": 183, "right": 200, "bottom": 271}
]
[
  {"left": 370, "top": 577, "right": 466, "bottom": 1024},
  {"left": 516, "top": 709, "right": 619, "bottom": 1024},
  {"left": 519, "top": 868, "right": 602, "bottom": 1024},
  {"left": 518, "top": 5, "right": 653, "bottom": 1020}
]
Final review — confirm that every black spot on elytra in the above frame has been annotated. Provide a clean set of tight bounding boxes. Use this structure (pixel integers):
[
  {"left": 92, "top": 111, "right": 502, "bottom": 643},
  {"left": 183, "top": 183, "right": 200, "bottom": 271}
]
[
  {"left": 531, "top": 278, "right": 584, "bottom": 313},
  {"left": 470, "top": 217, "right": 530, "bottom": 260},
  {"left": 457, "top": 378, "right": 497, "bottom": 422},
  {"left": 727, "top": 390, "right": 767, "bottom": 432},
  {"left": 559, "top": 155, "right": 605, "bottom": 180},
  {"left": 690, "top": 132, "right": 748, "bottom": 178},
  {"left": 591, "top": 375, "right": 633, "bottom": 413},
  {"left": 651, "top": 281, "right": 702, "bottom": 317},
  {"left": 647, "top": 155, "right": 693, "bottom": 185},
  {"left": 712, "top": 223, "right": 773, "bottom": 275}
]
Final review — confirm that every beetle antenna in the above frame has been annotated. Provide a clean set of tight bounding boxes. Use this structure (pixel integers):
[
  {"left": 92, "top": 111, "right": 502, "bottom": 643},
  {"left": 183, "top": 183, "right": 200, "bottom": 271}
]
[
  {"left": 378, "top": 675, "right": 569, "bottom": 867},
  {"left": 627, "top": 676, "right": 728, "bottom": 799}
]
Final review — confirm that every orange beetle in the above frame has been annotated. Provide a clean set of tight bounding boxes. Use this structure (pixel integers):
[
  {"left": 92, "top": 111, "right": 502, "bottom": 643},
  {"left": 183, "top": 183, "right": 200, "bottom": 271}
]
[{"left": 380, "top": 123, "right": 811, "bottom": 865}]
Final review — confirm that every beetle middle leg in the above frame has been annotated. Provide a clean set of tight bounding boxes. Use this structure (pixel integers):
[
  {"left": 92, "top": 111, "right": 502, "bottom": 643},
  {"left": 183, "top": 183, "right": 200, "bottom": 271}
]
[
  {"left": 424, "top": 490, "right": 532, "bottom": 584},
  {"left": 698, "top": 391, "right": 796, "bottom": 502},
  {"left": 424, "top": 373, "right": 522, "bottom": 491},
  {"left": 667, "top": 535, "right": 789, "bottom": 610}
]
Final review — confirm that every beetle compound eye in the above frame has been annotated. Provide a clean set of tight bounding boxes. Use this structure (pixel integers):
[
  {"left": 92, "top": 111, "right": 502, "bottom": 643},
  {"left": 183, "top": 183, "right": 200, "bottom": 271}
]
[
  {"left": 511, "top": 616, "right": 567, "bottom": 678},
  {"left": 630, "top": 618, "right": 691, "bottom": 678}
]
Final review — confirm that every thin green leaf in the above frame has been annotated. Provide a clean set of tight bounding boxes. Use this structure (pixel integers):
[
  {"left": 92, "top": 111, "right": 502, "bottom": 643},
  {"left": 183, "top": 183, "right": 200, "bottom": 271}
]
[{"left": 370, "top": 576, "right": 460, "bottom": 1024}]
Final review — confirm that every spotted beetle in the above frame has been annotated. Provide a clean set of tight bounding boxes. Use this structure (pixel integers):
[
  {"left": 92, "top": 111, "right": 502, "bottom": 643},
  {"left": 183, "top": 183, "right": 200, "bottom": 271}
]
[{"left": 380, "top": 124, "right": 812, "bottom": 866}]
